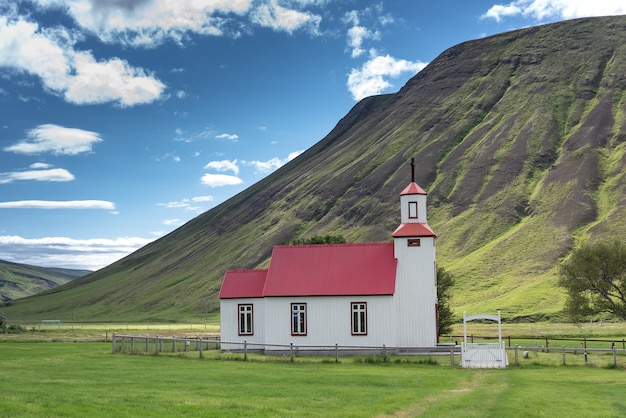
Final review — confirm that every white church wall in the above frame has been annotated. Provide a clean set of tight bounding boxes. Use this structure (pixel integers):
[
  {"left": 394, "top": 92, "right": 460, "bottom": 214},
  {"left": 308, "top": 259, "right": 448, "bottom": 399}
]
[{"left": 393, "top": 236, "right": 437, "bottom": 347}]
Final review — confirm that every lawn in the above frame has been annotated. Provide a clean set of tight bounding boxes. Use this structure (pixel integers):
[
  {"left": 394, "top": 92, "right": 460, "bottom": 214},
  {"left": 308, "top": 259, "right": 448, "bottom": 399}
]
[{"left": 1, "top": 341, "right": 626, "bottom": 417}]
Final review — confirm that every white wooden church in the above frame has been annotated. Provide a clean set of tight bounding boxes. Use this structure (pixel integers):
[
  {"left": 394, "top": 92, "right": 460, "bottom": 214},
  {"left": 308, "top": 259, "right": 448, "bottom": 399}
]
[{"left": 219, "top": 164, "right": 438, "bottom": 351}]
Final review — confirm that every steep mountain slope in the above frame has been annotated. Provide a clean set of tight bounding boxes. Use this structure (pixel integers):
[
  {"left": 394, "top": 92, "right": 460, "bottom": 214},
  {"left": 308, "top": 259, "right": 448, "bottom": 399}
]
[
  {"left": 3, "top": 16, "right": 626, "bottom": 322},
  {"left": 0, "top": 260, "right": 89, "bottom": 302}
]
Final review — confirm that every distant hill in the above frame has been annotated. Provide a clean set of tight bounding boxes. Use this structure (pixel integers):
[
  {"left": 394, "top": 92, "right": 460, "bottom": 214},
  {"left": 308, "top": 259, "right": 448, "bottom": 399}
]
[
  {"left": 0, "top": 260, "right": 90, "bottom": 303},
  {"left": 3, "top": 16, "right": 626, "bottom": 322}
]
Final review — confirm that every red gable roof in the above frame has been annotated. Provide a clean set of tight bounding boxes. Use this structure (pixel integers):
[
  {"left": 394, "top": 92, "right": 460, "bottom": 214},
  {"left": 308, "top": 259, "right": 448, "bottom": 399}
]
[
  {"left": 392, "top": 222, "right": 437, "bottom": 238},
  {"left": 219, "top": 243, "right": 397, "bottom": 299},
  {"left": 219, "top": 269, "right": 267, "bottom": 299},
  {"left": 400, "top": 182, "right": 427, "bottom": 195}
]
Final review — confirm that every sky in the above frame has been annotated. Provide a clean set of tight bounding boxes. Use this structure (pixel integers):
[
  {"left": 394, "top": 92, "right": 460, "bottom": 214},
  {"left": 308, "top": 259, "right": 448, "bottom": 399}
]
[{"left": 1, "top": 0, "right": 625, "bottom": 271}]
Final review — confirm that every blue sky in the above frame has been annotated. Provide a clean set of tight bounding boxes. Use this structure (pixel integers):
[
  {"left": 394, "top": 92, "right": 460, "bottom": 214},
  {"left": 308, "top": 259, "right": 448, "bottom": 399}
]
[{"left": 1, "top": 0, "right": 625, "bottom": 270}]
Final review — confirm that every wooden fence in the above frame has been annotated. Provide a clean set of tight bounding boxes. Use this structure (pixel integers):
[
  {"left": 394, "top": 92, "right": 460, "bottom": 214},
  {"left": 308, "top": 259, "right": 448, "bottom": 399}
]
[
  {"left": 447, "top": 334, "right": 626, "bottom": 350},
  {"left": 111, "top": 333, "right": 457, "bottom": 363},
  {"left": 111, "top": 333, "right": 626, "bottom": 367}
]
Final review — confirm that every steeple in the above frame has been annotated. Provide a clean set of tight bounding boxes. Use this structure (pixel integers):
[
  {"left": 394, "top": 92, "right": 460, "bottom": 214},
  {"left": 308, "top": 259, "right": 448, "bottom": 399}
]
[{"left": 392, "top": 158, "right": 435, "bottom": 238}]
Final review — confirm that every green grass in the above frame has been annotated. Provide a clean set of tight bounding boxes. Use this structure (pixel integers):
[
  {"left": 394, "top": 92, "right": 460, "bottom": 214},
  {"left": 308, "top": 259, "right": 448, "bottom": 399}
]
[{"left": 1, "top": 341, "right": 626, "bottom": 417}]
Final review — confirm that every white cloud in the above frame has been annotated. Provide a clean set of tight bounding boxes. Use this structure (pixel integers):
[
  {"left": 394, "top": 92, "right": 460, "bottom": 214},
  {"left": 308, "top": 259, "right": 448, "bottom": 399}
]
[
  {"left": 64, "top": 52, "right": 165, "bottom": 106},
  {"left": 201, "top": 173, "right": 243, "bottom": 187},
  {"left": 162, "top": 218, "right": 182, "bottom": 226},
  {"left": 344, "top": 10, "right": 380, "bottom": 58},
  {"left": 192, "top": 195, "right": 213, "bottom": 202},
  {"left": 5, "top": 124, "right": 102, "bottom": 155},
  {"left": 204, "top": 159, "right": 239, "bottom": 174},
  {"left": 157, "top": 195, "right": 214, "bottom": 212},
  {"left": 0, "top": 15, "right": 165, "bottom": 105},
  {"left": 29, "top": 162, "right": 52, "bottom": 169},
  {"left": 0, "top": 200, "right": 115, "bottom": 210},
  {"left": 347, "top": 54, "right": 427, "bottom": 101},
  {"left": 482, "top": 0, "right": 626, "bottom": 22},
  {"left": 174, "top": 127, "right": 214, "bottom": 142},
  {"left": 245, "top": 150, "right": 303, "bottom": 174},
  {"left": 0, "top": 234, "right": 153, "bottom": 270},
  {"left": 251, "top": 0, "right": 322, "bottom": 34},
  {"left": 215, "top": 133, "right": 239, "bottom": 141},
  {"left": 0, "top": 168, "right": 75, "bottom": 184},
  {"left": 30, "top": 0, "right": 322, "bottom": 46}
]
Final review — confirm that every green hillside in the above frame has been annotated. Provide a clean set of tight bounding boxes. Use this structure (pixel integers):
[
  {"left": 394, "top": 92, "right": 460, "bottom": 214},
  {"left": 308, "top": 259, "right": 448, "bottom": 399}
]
[
  {"left": 0, "top": 260, "right": 89, "bottom": 303},
  {"left": 3, "top": 16, "right": 626, "bottom": 323}
]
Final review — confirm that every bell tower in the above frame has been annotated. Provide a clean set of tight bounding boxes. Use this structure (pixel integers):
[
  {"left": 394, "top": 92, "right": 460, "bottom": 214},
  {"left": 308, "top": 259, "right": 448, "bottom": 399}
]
[{"left": 392, "top": 158, "right": 438, "bottom": 346}]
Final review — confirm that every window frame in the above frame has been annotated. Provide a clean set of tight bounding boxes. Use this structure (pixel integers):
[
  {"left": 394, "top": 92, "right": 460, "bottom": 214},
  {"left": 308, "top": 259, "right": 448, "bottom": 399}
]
[
  {"left": 238, "top": 304, "right": 254, "bottom": 336},
  {"left": 291, "top": 303, "right": 307, "bottom": 336},
  {"left": 408, "top": 201, "right": 418, "bottom": 219},
  {"left": 351, "top": 302, "right": 368, "bottom": 335}
]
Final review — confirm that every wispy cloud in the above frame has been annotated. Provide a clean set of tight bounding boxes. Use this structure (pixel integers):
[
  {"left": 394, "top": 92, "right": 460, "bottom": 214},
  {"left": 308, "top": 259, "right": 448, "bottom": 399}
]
[
  {"left": 244, "top": 150, "right": 303, "bottom": 174},
  {"left": 157, "top": 195, "right": 214, "bottom": 212},
  {"left": 482, "top": 0, "right": 626, "bottom": 22},
  {"left": 0, "top": 235, "right": 153, "bottom": 270},
  {"left": 0, "top": 168, "right": 75, "bottom": 184},
  {"left": 215, "top": 133, "right": 239, "bottom": 141},
  {"left": 0, "top": 200, "right": 115, "bottom": 210},
  {"left": 5, "top": 124, "right": 102, "bottom": 155}
]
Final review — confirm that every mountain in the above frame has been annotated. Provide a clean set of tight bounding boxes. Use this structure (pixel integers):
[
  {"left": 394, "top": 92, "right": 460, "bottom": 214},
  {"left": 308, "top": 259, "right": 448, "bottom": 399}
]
[
  {"left": 0, "top": 260, "right": 90, "bottom": 303},
  {"left": 3, "top": 15, "right": 626, "bottom": 322}
]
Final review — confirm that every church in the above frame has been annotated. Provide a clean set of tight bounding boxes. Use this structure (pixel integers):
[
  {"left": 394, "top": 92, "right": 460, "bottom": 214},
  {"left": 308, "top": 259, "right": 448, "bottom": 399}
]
[{"left": 219, "top": 163, "right": 438, "bottom": 351}]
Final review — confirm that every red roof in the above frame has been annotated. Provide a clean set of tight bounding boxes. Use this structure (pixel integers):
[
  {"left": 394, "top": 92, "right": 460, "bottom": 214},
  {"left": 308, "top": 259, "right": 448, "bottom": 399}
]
[
  {"left": 400, "top": 182, "right": 427, "bottom": 195},
  {"left": 219, "top": 269, "right": 268, "bottom": 298},
  {"left": 392, "top": 223, "right": 437, "bottom": 238},
  {"left": 219, "top": 243, "right": 397, "bottom": 299}
]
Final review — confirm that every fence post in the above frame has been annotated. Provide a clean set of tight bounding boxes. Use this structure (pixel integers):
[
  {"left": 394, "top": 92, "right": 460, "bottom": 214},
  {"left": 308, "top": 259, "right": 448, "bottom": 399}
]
[
  {"left": 614, "top": 345, "right": 617, "bottom": 367},
  {"left": 335, "top": 343, "right": 339, "bottom": 363},
  {"left": 244, "top": 340, "right": 247, "bottom": 361},
  {"left": 290, "top": 343, "right": 294, "bottom": 361},
  {"left": 131, "top": 337, "right": 135, "bottom": 353},
  {"left": 383, "top": 344, "right": 387, "bottom": 362},
  {"left": 562, "top": 345, "right": 566, "bottom": 366},
  {"left": 450, "top": 345, "right": 454, "bottom": 366},
  {"left": 545, "top": 337, "right": 549, "bottom": 353},
  {"left": 112, "top": 333, "right": 117, "bottom": 354},
  {"left": 199, "top": 337, "right": 203, "bottom": 359},
  {"left": 145, "top": 337, "right": 149, "bottom": 353},
  {"left": 514, "top": 345, "right": 519, "bottom": 366},
  {"left": 155, "top": 337, "right": 160, "bottom": 355}
]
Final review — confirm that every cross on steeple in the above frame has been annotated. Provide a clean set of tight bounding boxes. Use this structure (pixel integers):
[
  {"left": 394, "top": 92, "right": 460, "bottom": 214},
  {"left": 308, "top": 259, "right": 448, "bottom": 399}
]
[{"left": 411, "top": 157, "right": 415, "bottom": 183}]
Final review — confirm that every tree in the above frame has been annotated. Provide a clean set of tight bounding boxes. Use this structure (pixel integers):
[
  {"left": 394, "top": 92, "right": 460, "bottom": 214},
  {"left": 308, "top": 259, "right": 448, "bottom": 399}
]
[
  {"left": 290, "top": 234, "right": 346, "bottom": 245},
  {"left": 437, "top": 266, "right": 455, "bottom": 335},
  {"left": 559, "top": 240, "right": 626, "bottom": 321}
]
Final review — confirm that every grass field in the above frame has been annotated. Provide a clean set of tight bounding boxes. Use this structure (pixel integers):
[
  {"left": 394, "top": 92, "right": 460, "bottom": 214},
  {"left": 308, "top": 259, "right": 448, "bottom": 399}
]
[
  {"left": 2, "top": 322, "right": 626, "bottom": 417},
  {"left": 1, "top": 340, "right": 626, "bottom": 416}
]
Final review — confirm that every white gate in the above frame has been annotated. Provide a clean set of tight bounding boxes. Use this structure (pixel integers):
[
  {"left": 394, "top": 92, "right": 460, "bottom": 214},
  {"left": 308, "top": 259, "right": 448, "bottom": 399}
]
[{"left": 461, "top": 311, "right": 508, "bottom": 368}]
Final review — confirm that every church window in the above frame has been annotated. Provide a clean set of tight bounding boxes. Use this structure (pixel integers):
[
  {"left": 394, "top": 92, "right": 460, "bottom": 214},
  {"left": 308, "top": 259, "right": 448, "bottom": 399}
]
[
  {"left": 351, "top": 302, "right": 367, "bottom": 335},
  {"left": 291, "top": 303, "right": 307, "bottom": 336},
  {"left": 238, "top": 304, "right": 253, "bottom": 335}
]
